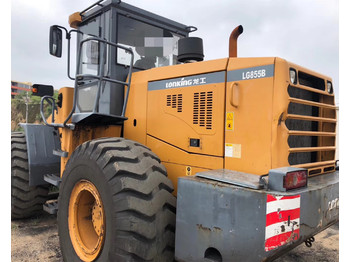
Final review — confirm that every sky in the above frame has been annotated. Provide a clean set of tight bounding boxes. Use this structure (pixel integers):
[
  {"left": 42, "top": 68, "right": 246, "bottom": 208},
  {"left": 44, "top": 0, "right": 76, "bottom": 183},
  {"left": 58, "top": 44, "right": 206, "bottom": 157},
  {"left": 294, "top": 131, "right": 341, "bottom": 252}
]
[{"left": 11, "top": 0, "right": 339, "bottom": 104}]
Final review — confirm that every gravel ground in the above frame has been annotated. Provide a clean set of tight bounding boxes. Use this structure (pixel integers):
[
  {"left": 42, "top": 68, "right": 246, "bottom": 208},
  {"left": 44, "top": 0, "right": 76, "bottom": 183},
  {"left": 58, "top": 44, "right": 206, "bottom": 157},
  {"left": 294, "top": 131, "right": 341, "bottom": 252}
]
[
  {"left": 275, "top": 223, "right": 339, "bottom": 262},
  {"left": 11, "top": 213, "right": 338, "bottom": 262}
]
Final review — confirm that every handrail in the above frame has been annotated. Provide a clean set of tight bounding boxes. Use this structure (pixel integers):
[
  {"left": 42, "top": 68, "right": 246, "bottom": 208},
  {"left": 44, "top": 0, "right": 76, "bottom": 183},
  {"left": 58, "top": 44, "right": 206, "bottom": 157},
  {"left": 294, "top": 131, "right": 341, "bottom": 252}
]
[
  {"left": 75, "top": 74, "right": 128, "bottom": 86},
  {"left": 76, "top": 37, "right": 134, "bottom": 117},
  {"left": 40, "top": 35, "right": 134, "bottom": 129},
  {"left": 40, "top": 96, "right": 66, "bottom": 128},
  {"left": 80, "top": 0, "right": 107, "bottom": 16}
]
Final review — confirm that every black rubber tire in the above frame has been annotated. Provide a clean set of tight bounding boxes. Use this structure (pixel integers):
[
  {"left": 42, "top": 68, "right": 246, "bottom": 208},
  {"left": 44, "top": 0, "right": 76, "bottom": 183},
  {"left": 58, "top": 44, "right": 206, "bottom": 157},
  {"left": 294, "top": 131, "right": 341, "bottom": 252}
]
[
  {"left": 11, "top": 132, "right": 49, "bottom": 219},
  {"left": 58, "top": 137, "right": 177, "bottom": 262}
]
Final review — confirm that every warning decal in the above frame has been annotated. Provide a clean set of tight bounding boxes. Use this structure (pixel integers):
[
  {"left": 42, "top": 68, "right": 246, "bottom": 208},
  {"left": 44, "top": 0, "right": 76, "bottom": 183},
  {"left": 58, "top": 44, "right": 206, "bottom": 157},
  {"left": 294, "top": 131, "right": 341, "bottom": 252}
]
[
  {"left": 225, "top": 143, "right": 233, "bottom": 157},
  {"left": 226, "top": 112, "right": 234, "bottom": 131},
  {"left": 225, "top": 143, "right": 241, "bottom": 158},
  {"left": 265, "top": 194, "right": 301, "bottom": 252}
]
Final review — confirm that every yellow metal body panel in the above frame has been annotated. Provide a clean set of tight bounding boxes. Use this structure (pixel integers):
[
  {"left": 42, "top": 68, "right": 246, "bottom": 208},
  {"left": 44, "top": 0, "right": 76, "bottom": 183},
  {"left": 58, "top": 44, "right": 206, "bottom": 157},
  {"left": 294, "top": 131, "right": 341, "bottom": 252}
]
[
  {"left": 59, "top": 125, "right": 122, "bottom": 177},
  {"left": 124, "top": 59, "right": 228, "bottom": 191},
  {"left": 122, "top": 71, "right": 149, "bottom": 146},
  {"left": 124, "top": 58, "right": 230, "bottom": 153},
  {"left": 224, "top": 57, "right": 275, "bottom": 175},
  {"left": 54, "top": 87, "right": 122, "bottom": 177},
  {"left": 146, "top": 77, "right": 225, "bottom": 157},
  {"left": 55, "top": 87, "right": 74, "bottom": 175},
  {"left": 56, "top": 87, "right": 74, "bottom": 124},
  {"left": 162, "top": 162, "right": 209, "bottom": 196},
  {"left": 271, "top": 58, "right": 290, "bottom": 169},
  {"left": 146, "top": 135, "right": 223, "bottom": 195}
]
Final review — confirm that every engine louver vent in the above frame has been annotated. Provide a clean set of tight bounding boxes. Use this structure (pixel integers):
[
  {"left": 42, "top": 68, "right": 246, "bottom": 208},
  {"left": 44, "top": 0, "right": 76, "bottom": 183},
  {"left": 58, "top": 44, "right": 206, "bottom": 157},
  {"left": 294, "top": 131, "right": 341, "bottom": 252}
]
[
  {"left": 193, "top": 91, "right": 213, "bottom": 130},
  {"left": 193, "top": 93, "right": 199, "bottom": 125},
  {"left": 206, "top": 92, "right": 213, "bottom": 129},
  {"left": 172, "top": 94, "right": 177, "bottom": 108},
  {"left": 166, "top": 94, "right": 182, "bottom": 112},
  {"left": 167, "top": 95, "right": 171, "bottom": 106},
  {"left": 177, "top": 94, "right": 183, "bottom": 113}
]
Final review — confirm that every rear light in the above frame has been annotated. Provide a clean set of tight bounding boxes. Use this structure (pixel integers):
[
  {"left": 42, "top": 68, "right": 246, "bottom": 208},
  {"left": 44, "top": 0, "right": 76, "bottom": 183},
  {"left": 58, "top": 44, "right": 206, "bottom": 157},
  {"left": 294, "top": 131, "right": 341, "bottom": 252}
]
[
  {"left": 268, "top": 167, "right": 308, "bottom": 192},
  {"left": 283, "top": 170, "right": 307, "bottom": 190}
]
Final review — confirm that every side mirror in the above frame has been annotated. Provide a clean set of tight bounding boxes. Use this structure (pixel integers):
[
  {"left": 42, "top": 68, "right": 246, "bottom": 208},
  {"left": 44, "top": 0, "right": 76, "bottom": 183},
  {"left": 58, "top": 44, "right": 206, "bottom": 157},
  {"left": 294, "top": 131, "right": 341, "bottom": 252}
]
[
  {"left": 49, "top": 26, "right": 62, "bottom": 57},
  {"left": 32, "top": 84, "right": 54, "bottom": 97}
]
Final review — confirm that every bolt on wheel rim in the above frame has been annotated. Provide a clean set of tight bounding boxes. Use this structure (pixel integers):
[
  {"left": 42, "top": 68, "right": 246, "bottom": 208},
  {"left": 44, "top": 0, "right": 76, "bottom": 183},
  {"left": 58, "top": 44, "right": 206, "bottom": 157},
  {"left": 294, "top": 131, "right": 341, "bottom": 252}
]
[{"left": 68, "top": 180, "right": 105, "bottom": 261}]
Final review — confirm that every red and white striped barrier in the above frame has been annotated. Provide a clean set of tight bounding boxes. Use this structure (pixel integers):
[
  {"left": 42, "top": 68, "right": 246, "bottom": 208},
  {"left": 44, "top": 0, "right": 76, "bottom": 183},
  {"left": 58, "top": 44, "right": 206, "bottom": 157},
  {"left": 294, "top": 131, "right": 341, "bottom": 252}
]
[{"left": 265, "top": 194, "right": 301, "bottom": 251}]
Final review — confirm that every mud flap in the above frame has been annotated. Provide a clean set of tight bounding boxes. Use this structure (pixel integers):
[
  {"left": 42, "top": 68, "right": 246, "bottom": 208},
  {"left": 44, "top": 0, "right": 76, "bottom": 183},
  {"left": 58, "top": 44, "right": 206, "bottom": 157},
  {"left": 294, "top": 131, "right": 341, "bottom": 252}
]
[{"left": 21, "top": 124, "right": 61, "bottom": 186}]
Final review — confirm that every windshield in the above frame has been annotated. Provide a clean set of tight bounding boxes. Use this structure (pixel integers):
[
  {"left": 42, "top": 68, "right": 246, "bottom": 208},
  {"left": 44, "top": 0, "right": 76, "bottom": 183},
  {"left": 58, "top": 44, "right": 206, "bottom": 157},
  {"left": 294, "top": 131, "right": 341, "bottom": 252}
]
[{"left": 117, "top": 15, "right": 183, "bottom": 70}]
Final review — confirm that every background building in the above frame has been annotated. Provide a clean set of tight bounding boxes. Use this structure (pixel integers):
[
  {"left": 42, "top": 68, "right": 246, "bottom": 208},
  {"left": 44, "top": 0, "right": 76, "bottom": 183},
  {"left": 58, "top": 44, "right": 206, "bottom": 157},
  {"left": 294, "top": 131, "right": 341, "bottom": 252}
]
[{"left": 11, "top": 81, "right": 32, "bottom": 98}]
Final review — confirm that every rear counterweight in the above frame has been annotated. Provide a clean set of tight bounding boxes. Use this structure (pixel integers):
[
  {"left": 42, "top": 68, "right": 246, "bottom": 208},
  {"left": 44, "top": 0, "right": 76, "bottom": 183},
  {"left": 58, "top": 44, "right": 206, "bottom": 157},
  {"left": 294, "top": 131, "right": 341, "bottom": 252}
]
[{"left": 175, "top": 171, "right": 338, "bottom": 261}]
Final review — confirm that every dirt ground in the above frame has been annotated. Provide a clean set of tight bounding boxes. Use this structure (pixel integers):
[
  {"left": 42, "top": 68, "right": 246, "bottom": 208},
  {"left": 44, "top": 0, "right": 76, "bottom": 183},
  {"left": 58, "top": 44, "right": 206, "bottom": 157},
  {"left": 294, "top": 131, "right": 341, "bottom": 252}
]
[
  {"left": 11, "top": 213, "right": 62, "bottom": 262},
  {"left": 11, "top": 212, "right": 339, "bottom": 262}
]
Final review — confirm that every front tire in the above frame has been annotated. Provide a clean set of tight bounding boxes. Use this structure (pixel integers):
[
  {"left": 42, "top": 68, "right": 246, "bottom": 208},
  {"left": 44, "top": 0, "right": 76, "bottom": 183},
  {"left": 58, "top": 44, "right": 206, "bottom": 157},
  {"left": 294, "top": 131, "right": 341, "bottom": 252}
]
[{"left": 58, "top": 137, "right": 176, "bottom": 261}]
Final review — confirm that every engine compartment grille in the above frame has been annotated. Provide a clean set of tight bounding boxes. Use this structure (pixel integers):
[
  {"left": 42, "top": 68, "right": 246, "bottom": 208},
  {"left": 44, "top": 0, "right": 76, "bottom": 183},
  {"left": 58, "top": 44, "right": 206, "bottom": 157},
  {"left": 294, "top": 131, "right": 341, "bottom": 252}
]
[
  {"left": 286, "top": 72, "right": 336, "bottom": 176},
  {"left": 193, "top": 91, "right": 213, "bottom": 130},
  {"left": 167, "top": 94, "right": 182, "bottom": 112}
]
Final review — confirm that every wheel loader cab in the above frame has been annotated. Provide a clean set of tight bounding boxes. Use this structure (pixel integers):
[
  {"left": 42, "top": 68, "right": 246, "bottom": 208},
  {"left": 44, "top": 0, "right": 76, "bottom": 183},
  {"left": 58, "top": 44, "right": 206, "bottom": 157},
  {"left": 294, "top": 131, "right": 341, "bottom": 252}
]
[{"left": 61, "top": 1, "right": 191, "bottom": 125}]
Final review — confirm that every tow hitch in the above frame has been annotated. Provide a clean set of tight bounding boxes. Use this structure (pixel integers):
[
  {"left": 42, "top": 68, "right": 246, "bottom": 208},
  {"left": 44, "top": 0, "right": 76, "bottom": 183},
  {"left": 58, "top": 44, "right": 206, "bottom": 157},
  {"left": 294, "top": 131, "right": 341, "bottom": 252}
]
[{"left": 304, "top": 236, "right": 315, "bottom": 247}]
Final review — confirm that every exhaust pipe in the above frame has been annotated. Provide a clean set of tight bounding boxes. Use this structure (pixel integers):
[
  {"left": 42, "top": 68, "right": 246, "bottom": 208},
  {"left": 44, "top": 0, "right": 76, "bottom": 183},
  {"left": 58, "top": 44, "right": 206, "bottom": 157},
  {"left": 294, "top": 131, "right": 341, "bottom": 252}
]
[{"left": 229, "top": 25, "right": 243, "bottom": 58}]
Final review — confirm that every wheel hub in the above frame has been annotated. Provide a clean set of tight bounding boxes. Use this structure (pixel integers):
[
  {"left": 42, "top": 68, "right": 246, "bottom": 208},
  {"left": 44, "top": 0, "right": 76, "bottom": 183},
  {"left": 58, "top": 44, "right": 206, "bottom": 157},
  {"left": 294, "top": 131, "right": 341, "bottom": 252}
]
[
  {"left": 68, "top": 180, "right": 105, "bottom": 261},
  {"left": 92, "top": 202, "right": 103, "bottom": 235}
]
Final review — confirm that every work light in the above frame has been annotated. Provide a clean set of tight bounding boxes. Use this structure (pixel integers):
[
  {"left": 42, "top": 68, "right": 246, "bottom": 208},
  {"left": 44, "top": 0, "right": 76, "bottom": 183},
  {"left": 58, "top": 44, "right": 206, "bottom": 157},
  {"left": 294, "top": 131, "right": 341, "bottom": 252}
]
[
  {"left": 290, "top": 69, "right": 297, "bottom": 84},
  {"left": 327, "top": 81, "right": 333, "bottom": 94}
]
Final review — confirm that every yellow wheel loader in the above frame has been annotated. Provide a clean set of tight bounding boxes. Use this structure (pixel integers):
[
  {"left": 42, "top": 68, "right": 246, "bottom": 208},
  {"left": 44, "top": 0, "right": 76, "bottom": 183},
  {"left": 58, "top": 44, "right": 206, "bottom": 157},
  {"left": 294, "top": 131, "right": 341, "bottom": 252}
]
[{"left": 12, "top": 0, "right": 338, "bottom": 261}]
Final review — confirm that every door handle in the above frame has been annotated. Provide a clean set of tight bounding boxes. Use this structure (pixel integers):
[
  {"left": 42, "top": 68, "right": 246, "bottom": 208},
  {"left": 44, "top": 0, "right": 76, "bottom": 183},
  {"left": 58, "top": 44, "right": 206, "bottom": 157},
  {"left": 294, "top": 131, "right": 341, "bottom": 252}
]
[{"left": 229, "top": 82, "right": 239, "bottom": 108}]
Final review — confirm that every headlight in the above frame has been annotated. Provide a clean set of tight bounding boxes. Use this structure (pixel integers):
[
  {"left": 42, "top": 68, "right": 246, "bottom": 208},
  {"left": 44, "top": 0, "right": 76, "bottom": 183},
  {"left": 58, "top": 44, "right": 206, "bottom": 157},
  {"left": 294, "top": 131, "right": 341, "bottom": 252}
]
[
  {"left": 327, "top": 81, "right": 333, "bottom": 94},
  {"left": 290, "top": 69, "right": 297, "bottom": 84}
]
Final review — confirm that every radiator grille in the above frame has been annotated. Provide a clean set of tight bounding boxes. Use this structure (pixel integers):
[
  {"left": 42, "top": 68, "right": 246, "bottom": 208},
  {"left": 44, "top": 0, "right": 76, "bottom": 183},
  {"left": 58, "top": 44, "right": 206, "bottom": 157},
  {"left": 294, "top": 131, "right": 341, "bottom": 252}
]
[
  {"left": 286, "top": 73, "right": 336, "bottom": 176},
  {"left": 193, "top": 91, "right": 213, "bottom": 130},
  {"left": 298, "top": 71, "right": 325, "bottom": 91}
]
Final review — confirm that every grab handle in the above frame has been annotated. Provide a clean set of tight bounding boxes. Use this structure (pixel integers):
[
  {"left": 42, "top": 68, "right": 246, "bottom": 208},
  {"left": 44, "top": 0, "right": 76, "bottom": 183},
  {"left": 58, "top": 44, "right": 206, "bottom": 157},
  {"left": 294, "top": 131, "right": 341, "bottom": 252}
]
[{"left": 229, "top": 82, "right": 239, "bottom": 108}]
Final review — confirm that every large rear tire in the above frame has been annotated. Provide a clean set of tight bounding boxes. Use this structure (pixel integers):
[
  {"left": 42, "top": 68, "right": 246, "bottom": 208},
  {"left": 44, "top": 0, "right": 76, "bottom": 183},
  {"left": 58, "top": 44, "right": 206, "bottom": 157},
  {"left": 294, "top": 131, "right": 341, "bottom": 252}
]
[
  {"left": 58, "top": 137, "right": 176, "bottom": 261},
  {"left": 11, "top": 132, "right": 49, "bottom": 219}
]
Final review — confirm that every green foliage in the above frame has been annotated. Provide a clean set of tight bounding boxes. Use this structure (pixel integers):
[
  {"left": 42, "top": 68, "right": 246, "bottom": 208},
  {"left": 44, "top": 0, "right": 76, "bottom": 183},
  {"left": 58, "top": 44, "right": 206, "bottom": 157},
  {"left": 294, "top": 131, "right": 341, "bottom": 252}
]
[
  {"left": 11, "top": 90, "right": 59, "bottom": 131},
  {"left": 30, "top": 94, "right": 41, "bottom": 104}
]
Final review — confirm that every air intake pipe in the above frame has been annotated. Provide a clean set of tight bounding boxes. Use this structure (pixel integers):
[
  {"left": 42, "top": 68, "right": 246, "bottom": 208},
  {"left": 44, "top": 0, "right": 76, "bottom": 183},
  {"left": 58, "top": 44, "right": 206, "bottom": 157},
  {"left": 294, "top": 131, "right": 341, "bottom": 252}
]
[{"left": 229, "top": 25, "right": 243, "bottom": 58}]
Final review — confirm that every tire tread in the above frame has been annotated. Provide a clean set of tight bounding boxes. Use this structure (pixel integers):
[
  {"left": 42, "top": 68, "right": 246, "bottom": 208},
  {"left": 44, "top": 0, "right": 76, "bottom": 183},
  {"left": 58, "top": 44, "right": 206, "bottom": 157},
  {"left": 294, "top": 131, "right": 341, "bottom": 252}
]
[{"left": 11, "top": 132, "right": 49, "bottom": 220}]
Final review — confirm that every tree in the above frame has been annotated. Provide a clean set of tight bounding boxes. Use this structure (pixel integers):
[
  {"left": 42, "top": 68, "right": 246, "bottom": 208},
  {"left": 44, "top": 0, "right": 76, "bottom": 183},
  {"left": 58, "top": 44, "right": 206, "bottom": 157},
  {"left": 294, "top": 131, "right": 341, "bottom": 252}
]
[{"left": 11, "top": 90, "right": 59, "bottom": 131}]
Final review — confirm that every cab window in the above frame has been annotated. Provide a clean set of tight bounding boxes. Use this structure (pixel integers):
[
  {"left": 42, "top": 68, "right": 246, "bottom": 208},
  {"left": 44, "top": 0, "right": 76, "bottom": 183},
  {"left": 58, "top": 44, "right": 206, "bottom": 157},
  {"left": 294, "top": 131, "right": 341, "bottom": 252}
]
[{"left": 117, "top": 15, "right": 182, "bottom": 69}]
